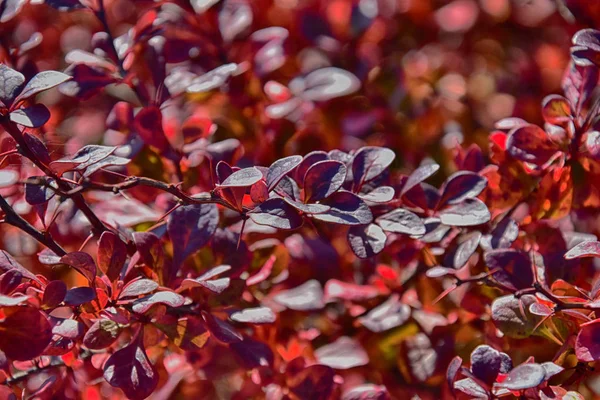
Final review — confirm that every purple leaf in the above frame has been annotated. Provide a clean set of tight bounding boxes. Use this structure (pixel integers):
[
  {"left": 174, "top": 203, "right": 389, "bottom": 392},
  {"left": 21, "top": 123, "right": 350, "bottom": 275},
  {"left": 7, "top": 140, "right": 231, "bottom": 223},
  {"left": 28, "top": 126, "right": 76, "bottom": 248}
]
[
  {"left": 218, "top": 0, "right": 253, "bottom": 43},
  {"left": 295, "top": 150, "right": 329, "bottom": 182},
  {"left": 0, "top": 250, "right": 42, "bottom": 284},
  {"left": 60, "top": 252, "right": 97, "bottom": 284},
  {"left": 42, "top": 280, "right": 67, "bottom": 308},
  {"left": 44, "top": 0, "right": 85, "bottom": 11},
  {"left": 303, "top": 160, "right": 347, "bottom": 202},
  {"left": 83, "top": 319, "right": 122, "bottom": 350},
  {"left": 529, "top": 302, "right": 553, "bottom": 316},
  {"left": 230, "top": 337, "right": 274, "bottom": 368},
  {"left": 426, "top": 266, "right": 456, "bottom": 278},
  {"left": 168, "top": 203, "right": 219, "bottom": 271},
  {"left": 132, "top": 232, "right": 164, "bottom": 272},
  {"left": 273, "top": 279, "right": 324, "bottom": 310},
  {"left": 562, "top": 62, "right": 598, "bottom": 114},
  {"left": 541, "top": 362, "right": 564, "bottom": 380},
  {"left": 187, "top": 63, "right": 239, "bottom": 93},
  {"left": 400, "top": 162, "right": 440, "bottom": 197},
  {"left": 50, "top": 145, "right": 116, "bottom": 175},
  {"left": 438, "top": 171, "right": 487, "bottom": 207},
  {"left": 284, "top": 197, "right": 330, "bottom": 214},
  {"left": 470, "top": 345, "right": 512, "bottom": 385},
  {"left": 446, "top": 356, "right": 463, "bottom": 394},
  {"left": 491, "top": 294, "right": 540, "bottom": 338},
  {"left": 52, "top": 318, "right": 84, "bottom": 339},
  {"left": 249, "top": 198, "right": 303, "bottom": 229},
  {"left": 348, "top": 224, "right": 387, "bottom": 259},
  {"left": 25, "top": 177, "right": 57, "bottom": 205},
  {"left": 60, "top": 63, "right": 117, "bottom": 99},
  {"left": 315, "top": 336, "right": 369, "bottom": 369},
  {"left": 450, "top": 231, "right": 482, "bottom": 268},
  {"left": 0, "top": 170, "right": 18, "bottom": 188},
  {"left": 64, "top": 287, "right": 96, "bottom": 306},
  {"left": 97, "top": 232, "right": 127, "bottom": 282},
  {"left": 9, "top": 104, "right": 51, "bottom": 127},
  {"left": 180, "top": 264, "right": 231, "bottom": 294},
  {"left": 359, "top": 186, "right": 395, "bottom": 203},
  {"left": 0, "top": 0, "right": 27, "bottom": 23},
  {"left": 564, "top": 240, "right": 600, "bottom": 259},
  {"left": 23, "top": 132, "right": 51, "bottom": 164},
  {"left": 312, "top": 191, "right": 373, "bottom": 225},
  {"left": 300, "top": 67, "right": 361, "bottom": 101},
  {"left": 485, "top": 249, "right": 533, "bottom": 291},
  {"left": 454, "top": 378, "right": 488, "bottom": 398},
  {"left": 230, "top": 307, "right": 276, "bottom": 324},
  {"left": 342, "top": 384, "right": 390, "bottom": 400},
  {"left": 0, "top": 294, "right": 29, "bottom": 306},
  {"left": 576, "top": 319, "right": 600, "bottom": 361},
  {"left": 131, "top": 291, "right": 185, "bottom": 314},
  {"left": 119, "top": 279, "right": 159, "bottom": 298},
  {"left": 103, "top": 332, "right": 158, "bottom": 400},
  {"left": 376, "top": 208, "right": 425, "bottom": 235},
  {"left": 201, "top": 311, "right": 243, "bottom": 343},
  {"left": 439, "top": 198, "right": 490, "bottom": 226},
  {"left": 267, "top": 155, "right": 303, "bottom": 191},
  {"left": 14, "top": 70, "right": 71, "bottom": 103},
  {"left": 496, "top": 363, "right": 546, "bottom": 391},
  {"left": 358, "top": 294, "right": 411, "bottom": 332},
  {"left": 219, "top": 167, "right": 263, "bottom": 188},
  {"left": 0, "top": 64, "right": 25, "bottom": 105},
  {"left": 352, "top": 146, "right": 395, "bottom": 186}
]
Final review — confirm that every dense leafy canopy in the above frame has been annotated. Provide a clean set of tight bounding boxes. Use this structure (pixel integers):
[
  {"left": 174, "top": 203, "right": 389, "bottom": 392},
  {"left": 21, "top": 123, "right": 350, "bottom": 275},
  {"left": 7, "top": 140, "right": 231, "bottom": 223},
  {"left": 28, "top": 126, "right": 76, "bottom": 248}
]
[{"left": 2, "top": 0, "right": 600, "bottom": 399}]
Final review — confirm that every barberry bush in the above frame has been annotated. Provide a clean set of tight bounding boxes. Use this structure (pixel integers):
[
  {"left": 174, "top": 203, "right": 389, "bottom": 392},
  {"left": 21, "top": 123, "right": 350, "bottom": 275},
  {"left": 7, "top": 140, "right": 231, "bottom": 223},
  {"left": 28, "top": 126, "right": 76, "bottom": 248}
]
[{"left": 4, "top": 0, "right": 600, "bottom": 399}]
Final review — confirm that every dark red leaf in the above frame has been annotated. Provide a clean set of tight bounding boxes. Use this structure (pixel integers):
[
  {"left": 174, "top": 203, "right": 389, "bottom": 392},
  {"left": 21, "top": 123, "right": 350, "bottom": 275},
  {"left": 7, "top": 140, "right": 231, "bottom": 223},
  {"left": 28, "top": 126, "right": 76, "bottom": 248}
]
[
  {"left": 352, "top": 146, "right": 395, "bottom": 187},
  {"left": 303, "top": 160, "right": 347, "bottom": 202},
  {"left": 312, "top": 191, "right": 373, "bottom": 225},
  {"left": 60, "top": 251, "right": 97, "bottom": 284},
  {"left": 42, "top": 280, "right": 67, "bottom": 308},
  {"left": 0, "top": 306, "right": 52, "bottom": 361},
  {"left": 267, "top": 155, "right": 303, "bottom": 192},
  {"left": 201, "top": 311, "right": 243, "bottom": 343},
  {"left": 438, "top": 171, "right": 487, "bottom": 207},
  {"left": 9, "top": 104, "right": 51, "bottom": 127},
  {"left": 84, "top": 319, "right": 122, "bottom": 350},
  {"left": 103, "top": 331, "right": 158, "bottom": 400},
  {"left": 0, "top": 250, "right": 42, "bottom": 284},
  {"left": 376, "top": 208, "right": 425, "bottom": 235},
  {"left": 133, "top": 106, "right": 171, "bottom": 152},
  {"left": 97, "top": 232, "right": 127, "bottom": 282},
  {"left": 249, "top": 198, "right": 303, "bottom": 229},
  {"left": 64, "top": 287, "right": 96, "bottom": 306},
  {"left": 167, "top": 203, "right": 219, "bottom": 272},
  {"left": 438, "top": 198, "right": 490, "bottom": 226},
  {"left": 348, "top": 223, "right": 387, "bottom": 259}
]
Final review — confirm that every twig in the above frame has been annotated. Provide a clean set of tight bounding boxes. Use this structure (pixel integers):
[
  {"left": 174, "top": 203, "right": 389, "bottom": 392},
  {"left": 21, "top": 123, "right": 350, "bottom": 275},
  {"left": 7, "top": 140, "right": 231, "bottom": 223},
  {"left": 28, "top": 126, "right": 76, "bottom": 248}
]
[{"left": 0, "top": 195, "right": 67, "bottom": 256}]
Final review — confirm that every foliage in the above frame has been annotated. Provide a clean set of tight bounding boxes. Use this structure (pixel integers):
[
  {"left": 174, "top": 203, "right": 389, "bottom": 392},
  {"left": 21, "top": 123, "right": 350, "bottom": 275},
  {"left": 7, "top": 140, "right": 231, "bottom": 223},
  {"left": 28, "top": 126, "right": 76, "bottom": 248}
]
[{"left": 2, "top": 0, "right": 600, "bottom": 399}]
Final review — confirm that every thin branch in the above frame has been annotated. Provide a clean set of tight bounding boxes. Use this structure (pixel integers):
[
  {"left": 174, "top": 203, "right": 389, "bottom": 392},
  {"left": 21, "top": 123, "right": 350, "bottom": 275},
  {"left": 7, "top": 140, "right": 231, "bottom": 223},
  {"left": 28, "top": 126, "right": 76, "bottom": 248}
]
[
  {"left": 23, "top": 175, "right": 237, "bottom": 210},
  {"left": 1, "top": 119, "right": 110, "bottom": 236},
  {"left": 6, "top": 349, "right": 93, "bottom": 386},
  {"left": 0, "top": 195, "right": 67, "bottom": 256}
]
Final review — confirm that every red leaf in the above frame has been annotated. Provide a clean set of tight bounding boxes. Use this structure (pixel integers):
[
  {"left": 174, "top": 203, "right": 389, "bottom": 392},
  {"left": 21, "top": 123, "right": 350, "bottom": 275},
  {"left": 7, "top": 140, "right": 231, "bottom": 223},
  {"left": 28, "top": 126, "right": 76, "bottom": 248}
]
[
  {"left": 0, "top": 306, "right": 52, "bottom": 361},
  {"left": 60, "top": 251, "right": 97, "bottom": 284}
]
